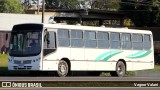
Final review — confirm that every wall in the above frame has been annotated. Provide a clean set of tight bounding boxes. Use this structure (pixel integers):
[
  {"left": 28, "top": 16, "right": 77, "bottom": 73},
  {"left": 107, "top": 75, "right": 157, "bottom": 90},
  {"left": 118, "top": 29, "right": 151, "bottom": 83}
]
[{"left": 0, "top": 32, "right": 10, "bottom": 54}]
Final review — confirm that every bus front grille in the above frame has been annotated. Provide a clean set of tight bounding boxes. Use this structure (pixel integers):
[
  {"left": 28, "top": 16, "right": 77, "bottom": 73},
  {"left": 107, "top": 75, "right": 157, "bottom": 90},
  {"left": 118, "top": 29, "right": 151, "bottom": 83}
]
[
  {"left": 13, "top": 66, "right": 32, "bottom": 70},
  {"left": 14, "top": 60, "right": 32, "bottom": 64},
  {"left": 14, "top": 60, "right": 21, "bottom": 64},
  {"left": 23, "top": 60, "right": 32, "bottom": 64}
]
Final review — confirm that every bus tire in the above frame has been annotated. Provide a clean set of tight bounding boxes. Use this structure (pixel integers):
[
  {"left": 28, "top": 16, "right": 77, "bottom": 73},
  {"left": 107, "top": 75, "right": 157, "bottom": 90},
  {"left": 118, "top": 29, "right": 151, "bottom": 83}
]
[
  {"left": 110, "top": 61, "right": 126, "bottom": 77},
  {"left": 57, "top": 60, "right": 69, "bottom": 77}
]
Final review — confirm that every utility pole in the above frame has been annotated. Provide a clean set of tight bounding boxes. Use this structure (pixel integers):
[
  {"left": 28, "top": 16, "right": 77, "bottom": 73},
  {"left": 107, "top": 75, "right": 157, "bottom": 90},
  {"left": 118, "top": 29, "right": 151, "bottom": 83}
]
[
  {"left": 37, "top": 0, "right": 39, "bottom": 14},
  {"left": 42, "top": 0, "right": 45, "bottom": 23}
]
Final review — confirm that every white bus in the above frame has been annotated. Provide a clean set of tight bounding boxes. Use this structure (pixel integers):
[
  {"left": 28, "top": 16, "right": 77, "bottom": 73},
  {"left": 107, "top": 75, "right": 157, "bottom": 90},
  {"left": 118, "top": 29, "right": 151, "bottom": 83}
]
[{"left": 8, "top": 23, "right": 154, "bottom": 77}]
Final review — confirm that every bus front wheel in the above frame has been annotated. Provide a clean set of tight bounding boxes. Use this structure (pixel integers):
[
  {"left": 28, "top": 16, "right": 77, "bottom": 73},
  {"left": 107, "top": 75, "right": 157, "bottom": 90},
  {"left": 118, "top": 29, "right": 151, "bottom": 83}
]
[
  {"left": 110, "top": 61, "right": 126, "bottom": 77},
  {"left": 57, "top": 60, "right": 69, "bottom": 77}
]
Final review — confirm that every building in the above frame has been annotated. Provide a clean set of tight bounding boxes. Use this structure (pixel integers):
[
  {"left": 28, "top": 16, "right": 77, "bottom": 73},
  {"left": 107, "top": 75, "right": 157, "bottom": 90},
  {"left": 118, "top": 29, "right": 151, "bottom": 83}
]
[{"left": 0, "top": 13, "right": 50, "bottom": 54}]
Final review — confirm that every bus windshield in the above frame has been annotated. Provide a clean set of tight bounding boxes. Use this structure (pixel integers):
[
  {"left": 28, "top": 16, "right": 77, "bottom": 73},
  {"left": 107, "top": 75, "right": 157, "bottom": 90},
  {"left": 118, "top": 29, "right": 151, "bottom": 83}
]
[{"left": 9, "top": 31, "right": 42, "bottom": 56}]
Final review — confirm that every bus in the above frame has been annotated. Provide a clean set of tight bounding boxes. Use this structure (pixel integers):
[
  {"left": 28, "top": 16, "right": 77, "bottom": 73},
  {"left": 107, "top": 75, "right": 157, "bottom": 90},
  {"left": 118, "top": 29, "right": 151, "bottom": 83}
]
[{"left": 8, "top": 23, "right": 154, "bottom": 77}]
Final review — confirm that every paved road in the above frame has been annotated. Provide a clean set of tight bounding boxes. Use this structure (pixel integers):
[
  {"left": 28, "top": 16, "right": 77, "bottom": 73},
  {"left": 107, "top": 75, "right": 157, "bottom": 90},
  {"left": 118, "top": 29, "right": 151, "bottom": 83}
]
[
  {"left": 0, "top": 87, "right": 160, "bottom": 90},
  {"left": 0, "top": 77, "right": 160, "bottom": 81}
]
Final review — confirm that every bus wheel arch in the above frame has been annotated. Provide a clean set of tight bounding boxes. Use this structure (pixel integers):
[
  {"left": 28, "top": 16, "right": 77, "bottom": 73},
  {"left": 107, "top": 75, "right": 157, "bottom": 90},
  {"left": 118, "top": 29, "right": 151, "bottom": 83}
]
[
  {"left": 110, "top": 59, "right": 126, "bottom": 77},
  {"left": 57, "top": 58, "right": 71, "bottom": 77}
]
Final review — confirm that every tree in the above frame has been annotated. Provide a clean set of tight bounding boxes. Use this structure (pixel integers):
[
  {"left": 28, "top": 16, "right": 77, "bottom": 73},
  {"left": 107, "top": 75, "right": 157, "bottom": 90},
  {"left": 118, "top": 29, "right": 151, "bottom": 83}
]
[
  {"left": 91, "top": 0, "right": 120, "bottom": 11},
  {"left": 0, "top": 0, "right": 24, "bottom": 13},
  {"left": 45, "top": 0, "right": 120, "bottom": 11},
  {"left": 45, "top": 0, "right": 79, "bottom": 9},
  {"left": 120, "top": 0, "right": 160, "bottom": 27},
  {"left": 151, "top": 0, "right": 160, "bottom": 26}
]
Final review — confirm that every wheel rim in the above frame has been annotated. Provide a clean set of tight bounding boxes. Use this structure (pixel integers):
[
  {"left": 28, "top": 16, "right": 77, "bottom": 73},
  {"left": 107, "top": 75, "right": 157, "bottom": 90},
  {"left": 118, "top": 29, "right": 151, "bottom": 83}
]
[
  {"left": 118, "top": 66, "right": 123, "bottom": 75},
  {"left": 58, "top": 61, "right": 68, "bottom": 76},
  {"left": 117, "top": 61, "right": 125, "bottom": 76},
  {"left": 60, "top": 64, "right": 67, "bottom": 74}
]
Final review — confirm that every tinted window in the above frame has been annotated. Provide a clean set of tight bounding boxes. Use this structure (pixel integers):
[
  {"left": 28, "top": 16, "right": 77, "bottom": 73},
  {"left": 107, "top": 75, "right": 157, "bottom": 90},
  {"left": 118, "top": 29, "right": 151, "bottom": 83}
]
[
  {"left": 110, "top": 33, "right": 120, "bottom": 41},
  {"left": 71, "top": 30, "right": 83, "bottom": 47},
  {"left": 58, "top": 29, "right": 70, "bottom": 47},
  {"left": 85, "top": 31, "right": 96, "bottom": 48},
  {"left": 110, "top": 32, "right": 121, "bottom": 49},
  {"left": 44, "top": 31, "right": 56, "bottom": 49},
  {"left": 97, "top": 32, "right": 109, "bottom": 48},
  {"left": 143, "top": 34, "right": 151, "bottom": 50},
  {"left": 132, "top": 34, "right": 143, "bottom": 50},
  {"left": 121, "top": 33, "right": 132, "bottom": 49},
  {"left": 85, "top": 31, "right": 96, "bottom": 40},
  {"left": 49, "top": 32, "right": 56, "bottom": 48}
]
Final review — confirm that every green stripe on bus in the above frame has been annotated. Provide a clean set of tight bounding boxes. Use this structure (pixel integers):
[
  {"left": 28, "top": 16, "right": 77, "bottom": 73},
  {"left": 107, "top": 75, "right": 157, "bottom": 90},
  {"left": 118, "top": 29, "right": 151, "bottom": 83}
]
[
  {"left": 103, "top": 51, "right": 123, "bottom": 61},
  {"left": 126, "top": 50, "right": 152, "bottom": 59},
  {"left": 96, "top": 52, "right": 111, "bottom": 61},
  {"left": 96, "top": 50, "right": 123, "bottom": 61}
]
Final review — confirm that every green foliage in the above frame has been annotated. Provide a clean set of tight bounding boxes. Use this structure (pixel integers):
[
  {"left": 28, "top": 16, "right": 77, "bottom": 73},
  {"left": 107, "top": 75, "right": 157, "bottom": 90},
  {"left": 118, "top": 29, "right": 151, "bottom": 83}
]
[
  {"left": 0, "top": 0, "right": 24, "bottom": 13},
  {"left": 45, "top": 0, "right": 120, "bottom": 11},
  {"left": 91, "top": 0, "right": 120, "bottom": 11},
  {"left": 120, "top": 0, "right": 160, "bottom": 27},
  {"left": 45, "top": 0, "right": 79, "bottom": 9},
  {"left": 0, "top": 54, "right": 8, "bottom": 67}
]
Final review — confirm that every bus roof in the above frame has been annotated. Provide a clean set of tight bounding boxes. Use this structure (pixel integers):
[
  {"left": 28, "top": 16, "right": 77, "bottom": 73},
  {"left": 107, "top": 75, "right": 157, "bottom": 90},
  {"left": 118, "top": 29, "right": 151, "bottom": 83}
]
[
  {"left": 13, "top": 23, "right": 152, "bottom": 34},
  {"left": 43, "top": 23, "right": 152, "bottom": 34}
]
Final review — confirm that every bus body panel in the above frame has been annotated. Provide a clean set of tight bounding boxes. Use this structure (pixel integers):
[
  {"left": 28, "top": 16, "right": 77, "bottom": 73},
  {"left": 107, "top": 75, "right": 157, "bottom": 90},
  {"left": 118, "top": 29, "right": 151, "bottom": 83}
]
[{"left": 42, "top": 60, "right": 59, "bottom": 70}]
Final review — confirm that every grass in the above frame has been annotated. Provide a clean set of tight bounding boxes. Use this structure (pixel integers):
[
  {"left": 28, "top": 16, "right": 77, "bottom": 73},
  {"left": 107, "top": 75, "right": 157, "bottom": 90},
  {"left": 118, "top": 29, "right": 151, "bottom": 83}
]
[
  {"left": 0, "top": 54, "right": 29, "bottom": 76},
  {"left": 0, "top": 54, "right": 8, "bottom": 67}
]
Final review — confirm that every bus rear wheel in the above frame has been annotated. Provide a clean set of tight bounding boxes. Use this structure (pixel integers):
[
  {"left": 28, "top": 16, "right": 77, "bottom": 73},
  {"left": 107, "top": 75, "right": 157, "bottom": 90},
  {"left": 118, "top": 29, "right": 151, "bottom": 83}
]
[
  {"left": 57, "top": 60, "right": 69, "bottom": 77},
  {"left": 110, "top": 61, "right": 126, "bottom": 77}
]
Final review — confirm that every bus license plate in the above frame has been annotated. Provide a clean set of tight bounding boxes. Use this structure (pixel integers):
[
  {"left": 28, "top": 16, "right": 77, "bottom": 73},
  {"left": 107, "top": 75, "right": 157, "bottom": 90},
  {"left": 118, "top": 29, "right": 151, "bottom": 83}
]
[{"left": 18, "top": 64, "right": 24, "bottom": 68}]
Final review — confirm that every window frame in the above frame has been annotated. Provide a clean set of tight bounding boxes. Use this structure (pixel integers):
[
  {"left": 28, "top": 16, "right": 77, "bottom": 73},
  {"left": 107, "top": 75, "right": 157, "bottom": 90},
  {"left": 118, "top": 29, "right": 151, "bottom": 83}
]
[
  {"left": 57, "top": 29, "right": 70, "bottom": 47},
  {"left": 84, "top": 30, "right": 97, "bottom": 48},
  {"left": 97, "top": 31, "right": 109, "bottom": 49},
  {"left": 110, "top": 32, "right": 121, "bottom": 49},
  {"left": 71, "top": 30, "right": 84, "bottom": 48},
  {"left": 143, "top": 34, "right": 151, "bottom": 50},
  {"left": 121, "top": 33, "right": 132, "bottom": 50},
  {"left": 132, "top": 33, "right": 143, "bottom": 50}
]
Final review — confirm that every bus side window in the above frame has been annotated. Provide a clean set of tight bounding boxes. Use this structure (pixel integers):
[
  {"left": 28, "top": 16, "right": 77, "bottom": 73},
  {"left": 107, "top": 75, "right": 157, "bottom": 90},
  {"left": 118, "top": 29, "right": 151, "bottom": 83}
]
[
  {"left": 44, "top": 29, "right": 56, "bottom": 49},
  {"left": 121, "top": 33, "right": 132, "bottom": 49},
  {"left": 110, "top": 32, "right": 121, "bottom": 49},
  {"left": 132, "top": 34, "right": 143, "bottom": 50},
  {"left": 48, "top": 32, "right": 56, "bottom": 48},
  {"left": 58, "top": 29, "right": 70, "bottom": 47},
  {"left": 97, "top": 31, "right": 109, "bottom": 48},
  {"left": 44, "top": 29, "right": 50, "bottom": 48},
  {"left": 84, "top": 31, "right": 96, "bottom": 48},
  {"left": 71, "top": 30, "right": 83, "bottom": 47},
  {"left": 143, "top": 34, "right": 151, "bottom": 50}
]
